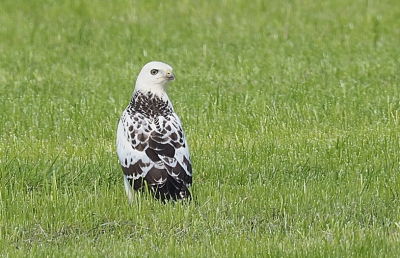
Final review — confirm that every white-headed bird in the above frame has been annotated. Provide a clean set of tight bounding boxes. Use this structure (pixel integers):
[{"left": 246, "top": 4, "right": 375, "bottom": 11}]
[{"left": 116, "top": 61, "right": 192, "bottom": 202}]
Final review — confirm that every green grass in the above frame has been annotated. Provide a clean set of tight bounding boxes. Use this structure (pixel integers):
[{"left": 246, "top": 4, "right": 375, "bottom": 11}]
[{"left": 1, "top": 0, "right": 400, "bottom": 256}]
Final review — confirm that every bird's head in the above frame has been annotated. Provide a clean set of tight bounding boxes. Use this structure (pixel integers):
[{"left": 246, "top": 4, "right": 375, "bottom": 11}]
[{"left": 134, "top": 61, "right": 175, "bottom": 96}]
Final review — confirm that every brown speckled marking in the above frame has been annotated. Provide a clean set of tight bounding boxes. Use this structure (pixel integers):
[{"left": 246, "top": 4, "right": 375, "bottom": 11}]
[{"left": 120, "top": 90, "right": 192, "bottom": 202}]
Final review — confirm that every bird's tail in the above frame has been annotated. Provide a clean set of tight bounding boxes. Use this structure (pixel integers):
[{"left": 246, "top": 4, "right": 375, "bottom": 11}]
[{"left": 152, "top": 175, "right": 191, "bottom": 202}]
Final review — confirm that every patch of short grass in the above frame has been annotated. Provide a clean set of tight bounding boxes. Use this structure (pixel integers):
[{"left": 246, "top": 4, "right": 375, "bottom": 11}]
[{"left": 1, "top": 0, "right": 400, "bottom": 257}]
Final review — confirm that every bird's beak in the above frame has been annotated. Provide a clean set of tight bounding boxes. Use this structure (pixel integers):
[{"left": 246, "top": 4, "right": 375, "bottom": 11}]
[{"left": 166, "top": 70, "right": 175, "bottom": 80}]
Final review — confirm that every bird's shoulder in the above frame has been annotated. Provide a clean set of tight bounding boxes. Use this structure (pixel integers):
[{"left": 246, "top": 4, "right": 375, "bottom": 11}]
[{"left": 125, "top": 90, "right": 173, "bottom": 118}]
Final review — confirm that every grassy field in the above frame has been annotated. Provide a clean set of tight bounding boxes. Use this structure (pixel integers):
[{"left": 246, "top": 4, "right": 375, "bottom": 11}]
[{"left": 1, "top": 0, "right": 400, "bottom": 257}]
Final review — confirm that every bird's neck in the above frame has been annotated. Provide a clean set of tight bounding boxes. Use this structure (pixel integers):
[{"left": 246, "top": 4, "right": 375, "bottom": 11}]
[
  {"left": 134, "top": 81, "right": 168, "bottom": 98},
  {"left": 129, "top": 90, "right": 173, "bottom": 117}
]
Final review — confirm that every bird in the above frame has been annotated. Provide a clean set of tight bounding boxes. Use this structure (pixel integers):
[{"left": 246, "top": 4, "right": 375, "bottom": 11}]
[{"left": 116, "top": 61, "right": 192, "bottom": 202}]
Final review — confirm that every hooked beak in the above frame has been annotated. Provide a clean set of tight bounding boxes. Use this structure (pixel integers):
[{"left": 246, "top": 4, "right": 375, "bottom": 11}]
[{"left": 166, "top": 70, "right": 175, "bottom": 80}]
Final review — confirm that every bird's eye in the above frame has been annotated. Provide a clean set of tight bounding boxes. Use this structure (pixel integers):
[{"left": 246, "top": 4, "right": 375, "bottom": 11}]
[{"left": 150, "top": 69, "right": 159, "bottom": 75}]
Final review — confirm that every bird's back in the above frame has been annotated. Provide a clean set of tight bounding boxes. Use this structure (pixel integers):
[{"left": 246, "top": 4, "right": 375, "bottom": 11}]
[{"left": 116, "top": 90, "right": 192, "bottom": 202}]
